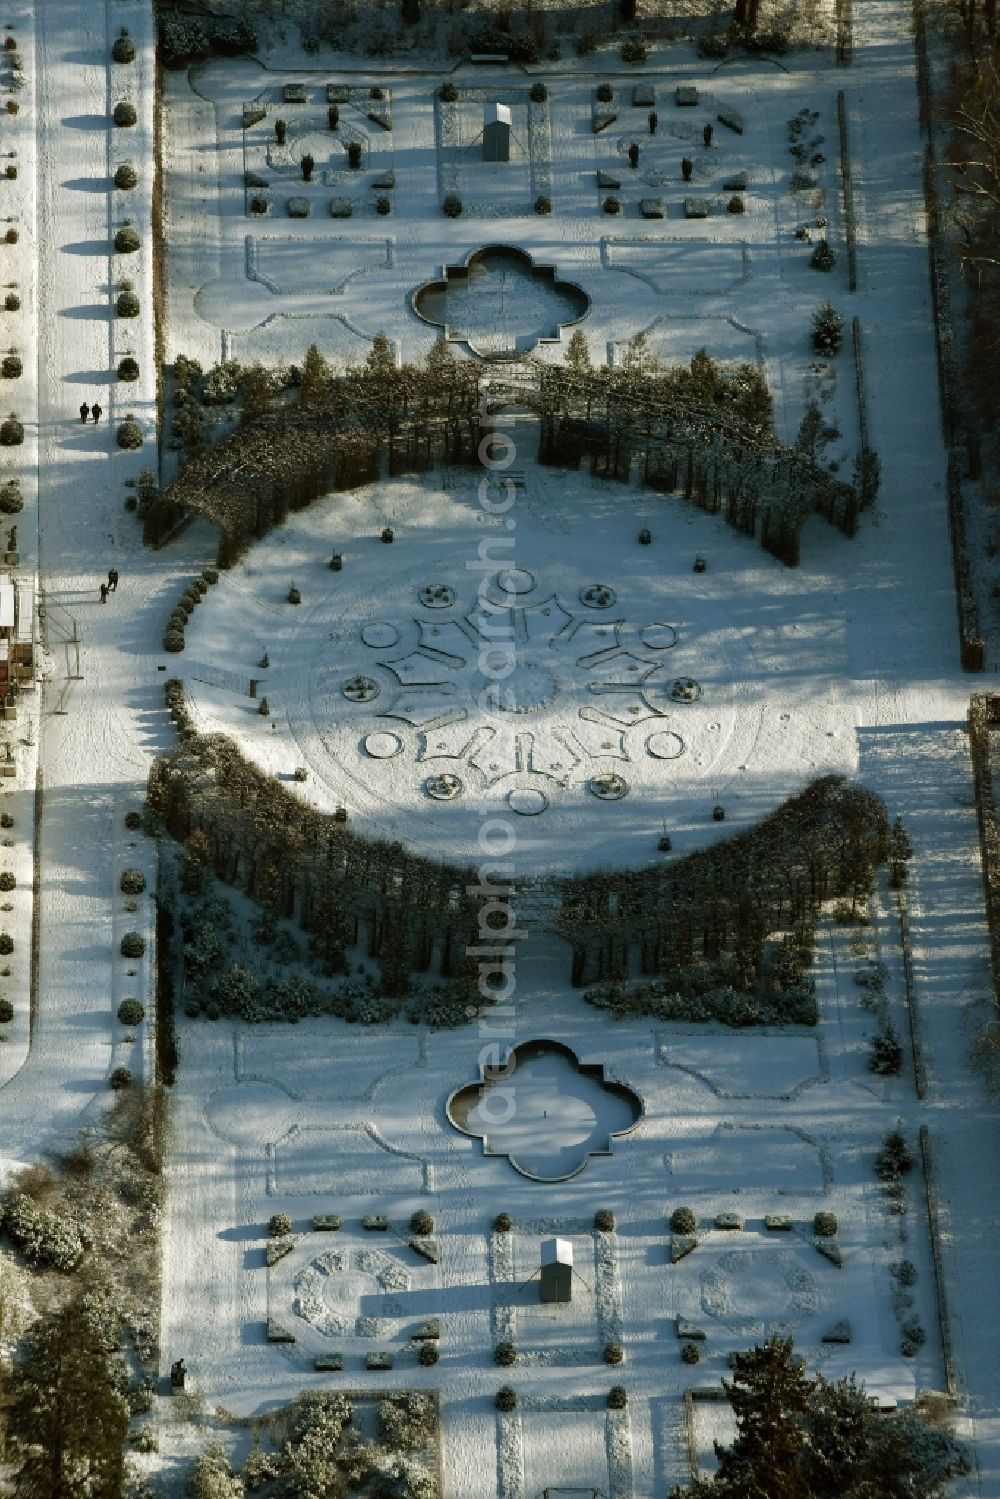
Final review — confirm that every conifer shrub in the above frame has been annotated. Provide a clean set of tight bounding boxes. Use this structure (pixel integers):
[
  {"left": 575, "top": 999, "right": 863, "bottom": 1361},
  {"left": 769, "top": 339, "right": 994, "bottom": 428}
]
[
  {"left": 120, "top": 869, "right": 146, "bottom": 895},
  {"left": 113, "top": 101, "right": 137, "bottom": 127},
  {"left": 115, "top": 224, "right": 141, "bottom": 254},
  {"left": 114, "top": 163, "right": 138, "bottom": 190},
  {"left": 120, "top": 931, "right": 145, "bottom": 958},
  {"left": 116, "top": 417, "right": 143, "bottom": 449},
  {"left": 112, "top": 30, "right": 136, "bottom": 62}
]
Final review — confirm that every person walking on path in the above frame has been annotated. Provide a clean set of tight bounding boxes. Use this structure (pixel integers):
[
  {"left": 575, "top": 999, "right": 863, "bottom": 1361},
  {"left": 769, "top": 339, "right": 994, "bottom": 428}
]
[
  {"left": 99, "top": 582, "right": 108, "bottom": 604},
  {"left": 107, "top": 568, "right": 118, "bottom": 592},
  {"left": 91, "top": 402, "right": 102, "bottom": 423},
  {"left": 79, "top": 402, "right": 89, "bottom": 423}
]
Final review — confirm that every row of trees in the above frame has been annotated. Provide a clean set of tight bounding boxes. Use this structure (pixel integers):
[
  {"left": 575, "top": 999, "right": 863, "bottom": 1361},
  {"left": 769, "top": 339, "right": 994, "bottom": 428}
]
[
  {"left": 147, "top": 335, "right": 863, "bottom": 569},
  {"left": 150, "top": 693, "right": 483, "bottom": 991},
  {"left": 557, "top": 774, "right": 888, "bottom": 986},
  {"left": 150, "top": 677, "right": 886, "bottom": 997}
]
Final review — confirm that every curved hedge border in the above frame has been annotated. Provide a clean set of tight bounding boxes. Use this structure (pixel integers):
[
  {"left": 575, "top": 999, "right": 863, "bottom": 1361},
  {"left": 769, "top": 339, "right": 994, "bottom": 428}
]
[{"left": 152, "top": 679, "right": 887, "bottom": 991}]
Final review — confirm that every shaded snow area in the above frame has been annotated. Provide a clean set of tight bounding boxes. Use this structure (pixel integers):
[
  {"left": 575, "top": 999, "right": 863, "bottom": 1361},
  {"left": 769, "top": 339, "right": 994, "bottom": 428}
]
[{"left": 3, "top": 0, "right": 1000, "bottom": 1496}]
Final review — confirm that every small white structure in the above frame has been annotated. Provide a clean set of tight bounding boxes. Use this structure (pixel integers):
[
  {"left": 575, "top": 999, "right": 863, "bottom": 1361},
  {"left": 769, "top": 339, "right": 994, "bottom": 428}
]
[
  {"left": 483, "top": 102, "right": 512, "bottom": 163},
  {"left": 540, "top": 1237, "right": 573, "bottom": 1303}
]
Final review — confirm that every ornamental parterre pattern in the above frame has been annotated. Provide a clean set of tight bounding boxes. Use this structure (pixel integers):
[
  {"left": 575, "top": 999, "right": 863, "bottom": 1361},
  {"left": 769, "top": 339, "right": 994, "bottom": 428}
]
[{"left": 320, "top": 569, "right": 696, "bottom": 815}]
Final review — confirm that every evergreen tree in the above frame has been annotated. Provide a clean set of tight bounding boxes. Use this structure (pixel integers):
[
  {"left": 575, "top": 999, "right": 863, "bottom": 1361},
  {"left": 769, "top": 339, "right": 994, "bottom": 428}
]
[
  {"left": 181, "top": 827, "right": 212, "bottom": 895},
  {"left": 718, "top": 1337, "right": 812, "bottom": 1498},
  {"left": 366, "top": 331, "right": 396, "bottom": 377},
  {"left": 888, "top": 816, "right": 913, "bottom": 888},
  {"left": 7, "top": 1302, "right": 128, "bottom": 1499},
  {"left": 811, "top": 299, "right": 844, "bottom": 355},
  {"left": 566, "top": 329, "right": 593, "bottom": 377},
  {"left": 426, "top": 335, "right": 455, "bottom": 379},
  {"left": 187, "top": 1443, "right": 243, "bottom": 1499},
  {"left": 299, "top": 342, "right": 331, "bottom": 409},
  {"left": 668, "top": 1336, "right": 968, "bottom": 1499},
  {"left": 240, "top": 362, "right": 275, "bottom": 420},
  {"left": 795, "top": 399, "right": 825, "bottom": 465}
]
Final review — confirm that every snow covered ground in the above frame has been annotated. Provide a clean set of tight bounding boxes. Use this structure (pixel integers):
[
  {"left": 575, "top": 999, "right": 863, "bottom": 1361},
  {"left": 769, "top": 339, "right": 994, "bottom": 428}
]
[{"left": 4, "top": 0, "right": 1000, "bottom": 1496}]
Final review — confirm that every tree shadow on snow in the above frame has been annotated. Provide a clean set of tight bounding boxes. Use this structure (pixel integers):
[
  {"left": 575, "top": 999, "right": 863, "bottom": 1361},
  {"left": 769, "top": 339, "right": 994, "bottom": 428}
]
[
  {"left": 60, "top": 114, "right": 108, "bottom": 131},
  {"left": 62, "top": 176, "right": 109, "bottom": 194},
  {"left": 59, "top": 305, "right": 110, "bottom": 320},
  {"left": 61, "top": 239, "right": 114, "bottom": 258}
]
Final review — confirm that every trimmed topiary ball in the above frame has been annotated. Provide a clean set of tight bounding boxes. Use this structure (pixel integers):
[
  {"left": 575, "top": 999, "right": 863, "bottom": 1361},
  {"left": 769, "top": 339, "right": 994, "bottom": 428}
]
[
  {"left": 0, "top": 933, "right": 13, "bottom": 955},
  {"left": 0, "top": 415, "right": 23, "bottom": 445},
  {"left": 115, "top": 225, "right": 141, "bottom": 254},
  {"left": 109, "top": 1065, "right": 132, "bottom": 1089},
  {"left": 418, "top": 1342, "right": 439, "bottom": 1366},
  {"left": 117, "top": 998, "right": 144, "bottom": 1026},
  {"left": 120, "top": 869, "right": 146, "bottom": 895},
  {"left": 0, "top": 872, "right": 15, "bottom": 892},
  {"left": 4, "top": 293, "right": 19, "bottom": 312},
  {"left": 681, "top": 1341, "right": 700, "bottom": 1365},
  {"left": 439, "top": 83, "right": 458, "bottom": 102},
  {"left": 112, "top": 30, "right": 136, "bottom": 63},
  {"left": 494, "top": 1341, "right": 516, "bottom": 1366},
  {"left": 2, "top": 353, "right": 21, "bottom": 379},
  {"left": 495, "top": 1385, "right": 517, "bottom": 1410},
  {"left": 608, "top": 1385, "right": 627, "bottom": 1409},
  {"left": 604, "top": 1342, "right": 624, "bottom": 1365},
  {"left": 0, "top": 481, "right": 20, "bottom": 513},
  {"left": 113, "top": 101, "right": 137, "bottom": 127},
  {"left": 124, "top": 810, "right": 143, "bottom": 829},
  {"left": 595, "top": 1208, "right": 615, "bottom": 1232},
  {"left": 117, "top": 356, "right": 139, "bottom": 382},
  {"left": 670, "top": 1206, "right": 697, "bottom": 1235},
  {"left": 493, "top": 1212, "right": 512, "bottom": 1232},
  {"left": 410, "top": 1209, "right": 434, "bottom": 1236},
  {"left": 114, "top": 163, "right": 138, "bottom": 190},
  {"left": 116, "top": 417, "right": 143, "bottom": 449},
  {"left": 163, "top": 630, "right": 185, "bottom": 653},
  {"left": 813, "top": 1210, "right": 838, "bottom": 1238},
  {"left": 442, "top": 193, "right": 463, "bottom": 218},
  {"left": 603, "top": 195, "right": 621, "bottom": 215},
  {"left": 0, "top": 996, "right": 12, "bottom": 1023},
  {"left": 530, "top": 82, "right": 548, "bottom": 102},
  {"left": 120, "top": 931, "right": 145, "bottom": 958},
  {"left": 269, "top": 1211, "right": 293, "bottom": 1237},
  {"left": 116, "top": 290, "right": 140, "bottom": 318},
  {"left": 534, "top": 195, "right": 552, "bottom": 215}
]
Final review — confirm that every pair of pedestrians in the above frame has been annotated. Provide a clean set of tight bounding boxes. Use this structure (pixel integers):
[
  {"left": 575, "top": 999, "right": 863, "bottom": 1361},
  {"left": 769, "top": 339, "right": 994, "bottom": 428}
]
[
  {"left": 99, "top": 568, "right": 119, "bottom": 604},
  {"left": 79, "top": 402, "right": 102, "bottom": 423}
]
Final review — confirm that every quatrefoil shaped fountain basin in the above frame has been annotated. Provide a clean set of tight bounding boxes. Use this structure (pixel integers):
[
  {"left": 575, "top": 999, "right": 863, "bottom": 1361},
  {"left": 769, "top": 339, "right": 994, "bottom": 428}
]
[
  {"left": 412, "top": 245, "right": 590, "bottom": 358},
  {"left": 446, "top": 1038, "right": 643, "bottom": 1182}
]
